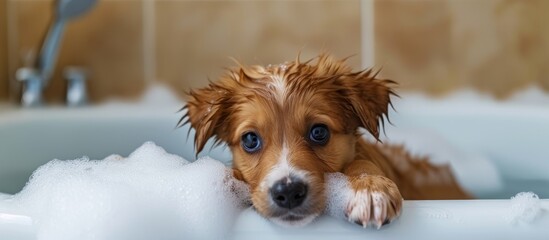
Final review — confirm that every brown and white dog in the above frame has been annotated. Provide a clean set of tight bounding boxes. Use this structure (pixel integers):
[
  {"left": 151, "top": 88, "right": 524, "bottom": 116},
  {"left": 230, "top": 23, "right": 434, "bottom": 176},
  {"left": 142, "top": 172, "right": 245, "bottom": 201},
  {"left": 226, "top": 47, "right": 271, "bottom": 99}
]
[{"left": 181, "top": 53, "right": 469, "bottom": 229}]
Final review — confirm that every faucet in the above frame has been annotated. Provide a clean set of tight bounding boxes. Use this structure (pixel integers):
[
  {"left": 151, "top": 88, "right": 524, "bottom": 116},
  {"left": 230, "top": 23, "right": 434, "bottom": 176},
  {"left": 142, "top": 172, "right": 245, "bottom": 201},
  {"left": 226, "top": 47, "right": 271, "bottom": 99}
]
[
  {"left": 65, "top": 67, "right": 88, "bottom": 107},
  {"left": 16, "top": 0, "right": 97, "bottom": 107}
]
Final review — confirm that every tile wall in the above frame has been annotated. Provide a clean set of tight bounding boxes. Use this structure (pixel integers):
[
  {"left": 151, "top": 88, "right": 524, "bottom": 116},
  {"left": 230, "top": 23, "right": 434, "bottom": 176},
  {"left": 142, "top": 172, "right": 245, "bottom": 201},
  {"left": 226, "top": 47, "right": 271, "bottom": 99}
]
[
  {"left": 0, "top": 0, "right": 361, "bottom": 103},
  {"left": 1, "top": 0, "right": 548, "bottom": 103},
  {"left": 375, "top": 0, "right": 549, "bottom": 98}
]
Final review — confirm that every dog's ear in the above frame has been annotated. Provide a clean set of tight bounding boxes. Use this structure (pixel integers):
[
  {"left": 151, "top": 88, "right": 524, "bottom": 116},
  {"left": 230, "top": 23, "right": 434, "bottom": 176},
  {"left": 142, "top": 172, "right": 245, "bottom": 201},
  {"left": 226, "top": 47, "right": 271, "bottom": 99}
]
[
  {"left": 340, "top": 70, "right": 396, "bottom": 141},
  {"left": 180, "top": 82, "right": 230, "bottom": 155}
]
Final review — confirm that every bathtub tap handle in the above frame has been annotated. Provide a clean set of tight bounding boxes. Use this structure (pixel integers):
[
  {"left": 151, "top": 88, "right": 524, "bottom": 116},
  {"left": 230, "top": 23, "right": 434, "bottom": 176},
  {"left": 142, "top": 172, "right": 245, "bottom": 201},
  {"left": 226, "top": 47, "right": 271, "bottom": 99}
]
[
  {"left": 16, "top": 67, "right": 44, "bottom": 107},
  {"left": 64, "top": 67, "right": 88, "bottom": 107}
]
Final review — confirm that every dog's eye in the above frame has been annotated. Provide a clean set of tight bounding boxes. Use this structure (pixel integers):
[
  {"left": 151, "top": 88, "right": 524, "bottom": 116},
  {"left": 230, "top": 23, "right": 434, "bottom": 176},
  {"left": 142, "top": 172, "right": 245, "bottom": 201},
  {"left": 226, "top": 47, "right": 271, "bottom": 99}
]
[
  {"left": 241, "top": 132, "right": 262, "bottom": 153},
  {"left": 309, "top": 124, "right": 330, "bottom": 145}
]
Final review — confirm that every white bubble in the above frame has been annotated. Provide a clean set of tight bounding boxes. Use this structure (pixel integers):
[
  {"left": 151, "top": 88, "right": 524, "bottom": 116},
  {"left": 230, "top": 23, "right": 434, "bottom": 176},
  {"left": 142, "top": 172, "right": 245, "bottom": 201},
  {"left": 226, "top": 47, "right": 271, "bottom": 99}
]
[{"left": 507, "top": 191, "right": 542, "bottom": 224}]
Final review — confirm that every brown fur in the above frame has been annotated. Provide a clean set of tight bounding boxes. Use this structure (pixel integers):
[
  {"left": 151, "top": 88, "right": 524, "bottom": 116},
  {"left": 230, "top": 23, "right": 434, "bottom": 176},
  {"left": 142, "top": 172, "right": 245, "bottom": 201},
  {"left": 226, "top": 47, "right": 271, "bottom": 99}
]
[{"left": 181, "top": 53, "right": 469, "bottom": 227}]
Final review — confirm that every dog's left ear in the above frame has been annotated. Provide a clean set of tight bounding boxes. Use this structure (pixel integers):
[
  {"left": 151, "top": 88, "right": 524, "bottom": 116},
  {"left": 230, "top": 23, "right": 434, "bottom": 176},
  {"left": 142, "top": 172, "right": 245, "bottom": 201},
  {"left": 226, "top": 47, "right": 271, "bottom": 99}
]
[
  {"left": 180, "top": 82, "right": 231, "bottom": 156},
  {"left": 340, "top": 70, "right": 396, "bottom": 141}
]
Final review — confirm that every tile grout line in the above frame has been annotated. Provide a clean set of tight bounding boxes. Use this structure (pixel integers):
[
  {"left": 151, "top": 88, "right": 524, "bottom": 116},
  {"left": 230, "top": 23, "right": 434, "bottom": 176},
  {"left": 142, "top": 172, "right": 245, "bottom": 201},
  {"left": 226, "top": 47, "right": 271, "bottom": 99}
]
[
  {"left": 142, "top": 0, "right": 156, "bottom": 86},
  {"left": 361, "top": 0, "right": 375, "bottom": 69}
]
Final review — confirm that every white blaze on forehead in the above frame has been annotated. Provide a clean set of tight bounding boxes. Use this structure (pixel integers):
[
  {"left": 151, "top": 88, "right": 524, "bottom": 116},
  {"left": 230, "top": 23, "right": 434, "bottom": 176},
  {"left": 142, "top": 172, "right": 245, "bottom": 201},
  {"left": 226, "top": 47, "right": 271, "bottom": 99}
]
[
  {"left": 262, "top": 143, "right": 309, "bottom": 191},
  {"left": 267, "top": 74, "right": 287, "bottom": 105}
]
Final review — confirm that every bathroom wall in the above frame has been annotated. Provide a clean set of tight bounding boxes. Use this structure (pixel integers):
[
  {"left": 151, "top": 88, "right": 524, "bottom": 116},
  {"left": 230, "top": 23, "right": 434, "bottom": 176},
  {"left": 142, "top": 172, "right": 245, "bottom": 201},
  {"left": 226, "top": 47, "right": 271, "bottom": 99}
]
[
  {"left": 1, "top": 0, "right": 361, "bottom": 104},
  {"left": 154, "top": 1, "right": 361, "bottom": 96},
  {"left": 0, "top": 0, "right": 7, "bottom": 101},
  {"left": 5, "top": 0, "right": 146, "bottom": 103},
  {"left": 1, "top": 0, "right": 548, "bottom": 104},
  {"left": 375, "top": 0, "right": 549, "bottom": 98}
]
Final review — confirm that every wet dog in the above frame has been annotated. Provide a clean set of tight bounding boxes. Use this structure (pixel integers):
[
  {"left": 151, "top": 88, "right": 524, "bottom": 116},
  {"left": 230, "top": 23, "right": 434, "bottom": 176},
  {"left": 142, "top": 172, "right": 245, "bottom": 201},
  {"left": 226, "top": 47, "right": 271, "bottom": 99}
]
[{"left": 181, "top": 53, "right": 469, "bottom": 228}]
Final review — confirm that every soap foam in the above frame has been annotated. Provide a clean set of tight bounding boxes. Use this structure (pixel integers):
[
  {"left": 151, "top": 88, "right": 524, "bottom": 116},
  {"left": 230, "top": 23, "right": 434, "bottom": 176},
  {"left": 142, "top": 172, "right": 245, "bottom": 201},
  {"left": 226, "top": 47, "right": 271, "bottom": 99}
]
[
  {"left": 507, "top": 192, "right": 542, "bottom": 224},
  {"left": 7, "top": 142, "right": 364, "bottom": 238},
  {"left": 324, "top": 173, "right": 353, "bottom": 220},
  {"left": 13, "top": 142, "right": 249, "bottom": 240}
]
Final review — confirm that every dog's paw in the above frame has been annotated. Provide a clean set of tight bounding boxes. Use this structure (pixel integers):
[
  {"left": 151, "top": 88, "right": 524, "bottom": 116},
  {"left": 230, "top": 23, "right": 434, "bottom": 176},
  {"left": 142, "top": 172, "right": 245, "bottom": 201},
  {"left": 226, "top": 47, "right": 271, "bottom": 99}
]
[{"left": 345, "top": 175, "right": 402, "bottom": 229}]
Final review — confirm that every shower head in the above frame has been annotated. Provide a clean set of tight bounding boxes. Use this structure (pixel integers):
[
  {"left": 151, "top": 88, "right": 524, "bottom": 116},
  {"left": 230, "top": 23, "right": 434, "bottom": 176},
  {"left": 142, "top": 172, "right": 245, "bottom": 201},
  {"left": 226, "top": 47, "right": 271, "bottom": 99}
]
[
  {"left": 31, "top": 0, "right": 98, "bottom": 87},
  {"left": 55, "top": 0, "right": 98, "bottom": 20}
]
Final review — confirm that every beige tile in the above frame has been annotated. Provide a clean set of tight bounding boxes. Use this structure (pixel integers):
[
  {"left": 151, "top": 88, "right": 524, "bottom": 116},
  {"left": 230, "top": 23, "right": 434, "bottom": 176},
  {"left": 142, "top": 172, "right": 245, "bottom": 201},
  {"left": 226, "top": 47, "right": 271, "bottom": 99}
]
[
  {"left": 461, "top": 0, "right": 549, "bottom": 97},
  {"left": 375, "top": 0, "right": 457, "bottom": 96},
  {"left": 155, "top": 0, "right": 362, "bottom": 98},
  {"left": 9, "top": 0, "right": 145, "bottom": 103},
  {"left": 0, "top": 0, "right": 7, "bottom": 101},
  {"left": 375, "top": 0, "right": 549, "bottom": 98}
]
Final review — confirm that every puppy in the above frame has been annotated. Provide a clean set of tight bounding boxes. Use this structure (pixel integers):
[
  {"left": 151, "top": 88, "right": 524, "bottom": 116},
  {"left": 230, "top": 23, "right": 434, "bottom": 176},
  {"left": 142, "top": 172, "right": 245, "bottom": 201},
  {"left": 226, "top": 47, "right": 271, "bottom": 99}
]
[{"left": 181, "top": 53, "right": 469, "bottom": 229}]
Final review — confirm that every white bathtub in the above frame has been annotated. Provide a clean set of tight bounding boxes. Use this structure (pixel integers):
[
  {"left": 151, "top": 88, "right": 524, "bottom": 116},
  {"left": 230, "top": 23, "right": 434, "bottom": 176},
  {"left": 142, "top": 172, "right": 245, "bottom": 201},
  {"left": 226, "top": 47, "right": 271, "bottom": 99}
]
[{"left": 0, "top": 91, "right": 548, "bottom": 239}]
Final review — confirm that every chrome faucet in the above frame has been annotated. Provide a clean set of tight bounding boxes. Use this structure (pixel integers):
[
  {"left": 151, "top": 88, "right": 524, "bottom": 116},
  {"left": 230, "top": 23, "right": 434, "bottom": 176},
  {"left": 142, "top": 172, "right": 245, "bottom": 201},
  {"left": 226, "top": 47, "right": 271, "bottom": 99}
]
[
  {"left": 65, "top": 67, "right": 88, "bottom": 107},
  {"left": 16, "top": 0, "right": 97, "bottom": 107}
]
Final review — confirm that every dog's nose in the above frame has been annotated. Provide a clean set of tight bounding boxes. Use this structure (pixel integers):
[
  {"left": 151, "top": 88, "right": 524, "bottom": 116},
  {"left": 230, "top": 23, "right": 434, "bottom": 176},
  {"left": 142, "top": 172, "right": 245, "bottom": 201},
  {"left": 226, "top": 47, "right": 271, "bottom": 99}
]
[{"left": 270, "top": 179, "right": 308, "bottom": 209}]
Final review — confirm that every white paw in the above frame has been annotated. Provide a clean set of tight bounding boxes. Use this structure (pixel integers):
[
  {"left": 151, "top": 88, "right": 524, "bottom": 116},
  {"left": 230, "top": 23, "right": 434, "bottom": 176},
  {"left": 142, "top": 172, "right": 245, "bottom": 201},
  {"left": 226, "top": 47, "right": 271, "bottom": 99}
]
[{"left": 345, "top": 189, "right": 401, "bottom": 229}]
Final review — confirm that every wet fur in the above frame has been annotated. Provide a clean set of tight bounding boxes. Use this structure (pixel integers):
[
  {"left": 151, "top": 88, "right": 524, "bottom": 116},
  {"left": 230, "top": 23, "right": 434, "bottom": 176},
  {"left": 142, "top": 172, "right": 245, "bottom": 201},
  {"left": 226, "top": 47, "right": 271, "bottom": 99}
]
[{"left": 181, "top": 53, "right": 469, "bottom": 228}]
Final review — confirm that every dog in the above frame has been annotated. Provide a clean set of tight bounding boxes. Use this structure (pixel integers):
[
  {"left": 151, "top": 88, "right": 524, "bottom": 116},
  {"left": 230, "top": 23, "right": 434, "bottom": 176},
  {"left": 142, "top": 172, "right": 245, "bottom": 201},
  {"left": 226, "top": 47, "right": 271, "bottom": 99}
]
[{"left": 181, "top": 53, "right": 469, "bottom": 229}]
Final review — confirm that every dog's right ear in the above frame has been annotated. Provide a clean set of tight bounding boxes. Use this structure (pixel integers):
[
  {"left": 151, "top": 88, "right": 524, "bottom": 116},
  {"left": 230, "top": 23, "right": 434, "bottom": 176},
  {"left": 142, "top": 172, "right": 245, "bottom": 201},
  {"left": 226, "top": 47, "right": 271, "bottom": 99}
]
[
  {"left": 339, "top": 69, "right": 396, "bottom": 142},
  {"left": 180, "top": 82, "right": 230, "bottom": 155}
]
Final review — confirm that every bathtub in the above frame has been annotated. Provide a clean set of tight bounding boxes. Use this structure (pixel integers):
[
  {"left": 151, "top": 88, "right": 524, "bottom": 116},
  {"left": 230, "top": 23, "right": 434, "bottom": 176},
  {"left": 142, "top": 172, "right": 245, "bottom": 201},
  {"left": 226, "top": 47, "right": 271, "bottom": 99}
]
[{"left": 0, "top": 91, "right": 548, "bottom": 239}]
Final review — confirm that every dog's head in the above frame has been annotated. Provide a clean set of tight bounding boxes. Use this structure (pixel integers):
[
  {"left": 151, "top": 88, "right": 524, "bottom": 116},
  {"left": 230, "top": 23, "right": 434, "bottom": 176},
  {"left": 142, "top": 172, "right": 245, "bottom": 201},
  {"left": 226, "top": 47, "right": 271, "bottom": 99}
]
[{"left": 182, "top": 54, "right": 394, "bottom": 226}]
